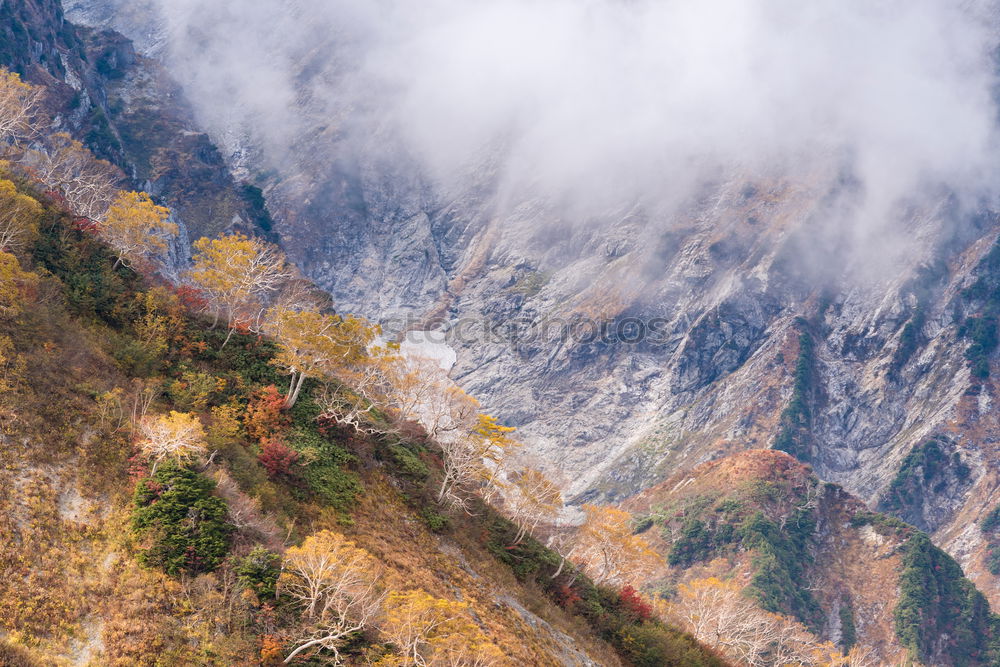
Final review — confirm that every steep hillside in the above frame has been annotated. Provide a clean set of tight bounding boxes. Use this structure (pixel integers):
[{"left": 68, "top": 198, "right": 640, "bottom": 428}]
[
  {"left": 624, "top": 449, "right": 1000, "bottom": 666},
  {"left": 0, "top": 166, "right": 724, "bottom": 664}
]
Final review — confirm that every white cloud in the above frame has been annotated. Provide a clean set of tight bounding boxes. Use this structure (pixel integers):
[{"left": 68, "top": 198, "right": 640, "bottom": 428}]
[{"left": 110, "top": 0, "right": 1000, "bottom": 234}]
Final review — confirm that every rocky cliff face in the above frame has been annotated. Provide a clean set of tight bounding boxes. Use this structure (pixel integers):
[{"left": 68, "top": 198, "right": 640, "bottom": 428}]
[
  {"left": 1, "top": 0, "right": 266, "bottom": 270},
  {"left": 61, "top": 0, "right": 1000, "bottom": 609}
]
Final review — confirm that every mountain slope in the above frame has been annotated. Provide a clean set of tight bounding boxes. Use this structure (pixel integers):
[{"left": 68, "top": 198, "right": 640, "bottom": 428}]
[
  {"left": 0, "top": 163, "right": 725, "bottom": 664},
  {"left": 623, "top": 449, "right": 1000, "bottom": 666}
]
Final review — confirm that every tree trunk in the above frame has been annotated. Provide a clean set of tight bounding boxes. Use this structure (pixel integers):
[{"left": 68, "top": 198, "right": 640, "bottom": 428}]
[
  {"left": 220, "top": 325, "right": 236, "bottom": 350},
  {"left": 285, "top": 371, "right": 306, "bottom": 408},
  {"left": 284, "top": 636, "right": 337, "bottom": 664}
]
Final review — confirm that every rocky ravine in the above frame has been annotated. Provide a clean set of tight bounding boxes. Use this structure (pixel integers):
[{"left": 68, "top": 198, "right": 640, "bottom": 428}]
[{"left": 63, "top": 0, "right": 1000, "bottom": 606}]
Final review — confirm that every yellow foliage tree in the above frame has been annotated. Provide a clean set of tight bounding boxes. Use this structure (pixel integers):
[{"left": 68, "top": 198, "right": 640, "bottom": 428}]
[
  {"left": 379, "top": 590, "right": 504, "bottom": 666},
  {"left": 100, "top": 191, "right": 177, "bottom": 269},
  {"left": 188, "top": 233, "right": 291, "bottom": 345},
  {"left": 206, "top": 403, "right": 243, "bottom": 450},
  {"left": 0, "top": 179, "right": 40, "bottom": 252},
  {"left": 280, "top": 530, "right": 384, "bottom": 664},
  {"left": 0, "top": 68, "right": 41, "bottom": 146},
  {"left": 570, "top": 504, "right": 662, "bottom": 587},
  {"left": 435, "top": 410, "right": 520, "bottom": 508},
  {"left": 373, "top": 355, "right": 520, "bottom": 505},
  {"left": 137, "top": 411, "right": 207, "bottom": 471},
  {"left": 0, "top": 251, "right": 37, "bottom": 319},
  {"left": 266, "top": 306, "right": 380, "bottom": 408},
  {"left": 316, "top": 341, "right": 401, "bottom": 434},
  {"left": 131, "top": 287, "right": 185, "bottom": 365}
]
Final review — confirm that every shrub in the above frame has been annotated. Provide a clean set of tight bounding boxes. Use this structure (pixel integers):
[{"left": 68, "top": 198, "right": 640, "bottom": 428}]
[
  {"left": 982, "top": 505, "right": 1000, "bottom": 533},
  {"left": 167, "top": 370, "right": 222, "bottom": 412},
  {"left": 289, "top": 425, "right": 362, "bottom": 514},
  {"left": 420, "top": 506, "right": 451, "bottom": 533},
  {"left": 619, "top": 585, "right": 653, "bottom": 623},
  {"left": 773, "top": 331, "right": 814, "bottom": 461},
  {"left": 961, "top": 316, "right": 999, "bottom": 380},
  {"left": 633, "top": 515, "right": 655, "bottom": 534},
  {"left": 882, "top": 439, "right": 955, "bottom": 513},
  {"left": 244, "top": 384, "right": 290, "bottom": 442},
  {"left": 849, "top": 510, "right": 910, "bottom": 536},
  {"left": 131, "top": 465, "right": 233, "bottom": 575},
  {"left": 839, "top": 597, "right": 857, "bottom": 651},
  {"left": 894, "top": 532, "right": 1000, "bottom": 665},
  {"left": 988, "top": 546, "right": 1000, "bottom": 576},
  {"left": 615, "top": 621, "right": 726, "bottom": 667},
  {"left": 738, "top": 509, "right": 821, "bottom": 628},
  {"left": 257, "top": 437, "right": 299, "bottom": 480},
  {"left": 235, "top": 546, "right": 281, "bottom": 600},
  {"left": 387, "top": 443, "right": 430, "bottom": 480},
  {"left": 891, "top": 308, "right": 925, "bottom": 374},
  {"left": 667, "top": 519, "right": 715, "bottom": 567}
]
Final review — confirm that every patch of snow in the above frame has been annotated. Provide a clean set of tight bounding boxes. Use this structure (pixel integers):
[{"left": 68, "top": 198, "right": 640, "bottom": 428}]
[{"left": 400, "top": 331, "right": 457, "bottom": 372}]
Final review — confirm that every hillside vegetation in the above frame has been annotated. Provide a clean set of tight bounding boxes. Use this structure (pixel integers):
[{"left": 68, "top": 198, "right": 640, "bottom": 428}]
[
  {"left": 625, "top": 450, "right": 1000, "bottom": 666},
  {"left": 0, "top": 69, "right": 725, "bottom": 666}
]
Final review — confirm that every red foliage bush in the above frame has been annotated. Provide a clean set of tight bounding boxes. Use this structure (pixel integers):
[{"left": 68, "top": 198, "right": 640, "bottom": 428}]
[
  {"left": 258, "top": 437, "right": 299, "bottom": 480},
  {"left": 619, "top": 584, "right": 653, "bottom": 622},
  {"left": 171, "top": 284, "right": 209, "bottom": 313},
  {"left": 72, "top": 216, "right": 98, "bottom": 233},
  {"left": 552, "top": 582, "right": 582, "bottom": 610}
]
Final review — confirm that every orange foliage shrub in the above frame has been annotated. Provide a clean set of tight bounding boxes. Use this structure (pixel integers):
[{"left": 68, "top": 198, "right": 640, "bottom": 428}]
[
  {"left": 260, "top": 634, "right": 284, "bottom": 665},
  {"left": 245, "top": 385, "right": 290, "bottom": 442}
]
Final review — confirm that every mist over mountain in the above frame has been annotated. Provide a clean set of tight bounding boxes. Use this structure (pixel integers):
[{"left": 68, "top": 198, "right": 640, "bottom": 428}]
[{"left": 75, "top": 0, "right": 1000, "bottom": 241}]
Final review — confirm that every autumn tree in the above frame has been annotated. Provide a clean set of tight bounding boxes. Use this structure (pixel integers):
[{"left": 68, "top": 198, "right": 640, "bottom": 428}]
[
  {"left": 570, "top": 504, "right": 662, "bottom": 587},
  {"left": 244, "top": 384, "right": 291, "bottom": 442},
  {"left": 379, "top": 590, "right": 504, "bottom": 666},
  {"left": 0, "top": 179, "right": 40, "bottom": 252},
  {"left": 316, "top": 342, "right": 401, "bottom": 434},
  {"left": 0, "top": 68, "right": 42, "bottom": 147},
  {"left": 266, "top": 277, "right": 331, "bottom": 329},
  {"left": 505, "top": 468, "right": 562, "bottom": 543},
  {"left": 0, "top": 251, "right": 37, "bottom": 319},
  {"left": 266, "top": 306, "right": 379, "bottom": 408},
  {"left": 280, "top": 530, "right": 384, "bottom": 664},
  {"left": 433, "top": 410, "right": 520, "bottom": 508},
  {"left": 137, "top": 411, "right": 207, "bottom": 471},
  {"left": 130, "top": 287, "right": 186, "bottom": 372},
  {"left": 189, "top": 233, "right": 291, "bottom": 345},
  {"left": 382, "top": 354, "right": 449, "bottom": 426},
  {"left": 19, "top": 133, "right": 121, "bottom": 220},
  {"left": 99, "top": 191, "right": 177, "bottom": 269}
]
